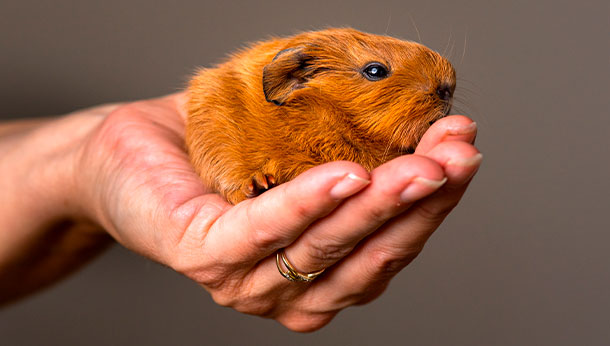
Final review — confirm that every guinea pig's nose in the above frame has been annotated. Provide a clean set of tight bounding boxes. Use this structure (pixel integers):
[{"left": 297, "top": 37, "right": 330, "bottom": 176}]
[{"left": 436, "top": 84, "right": 453, "bottom": 102}]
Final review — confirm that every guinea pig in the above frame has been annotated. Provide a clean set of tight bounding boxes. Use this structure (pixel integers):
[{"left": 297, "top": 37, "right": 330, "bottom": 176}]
[{"left": 186, "top": 28, "right": 456, "bottom": 204}]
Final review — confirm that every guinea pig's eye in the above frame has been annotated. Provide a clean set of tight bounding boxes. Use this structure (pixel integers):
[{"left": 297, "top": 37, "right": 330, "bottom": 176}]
[{"left": 361, "top": 62, "right": 389, "bottom": 81}]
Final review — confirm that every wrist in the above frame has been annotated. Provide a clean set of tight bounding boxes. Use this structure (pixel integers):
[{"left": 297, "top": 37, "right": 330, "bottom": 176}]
[
  {"left": 0, "top": 110, "right": 116, "bottom": 304},
  {"left": 0, "top": 108, "right": 113, "bottom": 234},
  {"left": 2, "top": 119, "right": 87, "bottom": 224}
]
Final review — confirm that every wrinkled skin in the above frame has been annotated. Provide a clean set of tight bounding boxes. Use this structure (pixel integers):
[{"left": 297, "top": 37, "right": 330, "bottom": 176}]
[{"left": 76, "top": 93, "right": 481, "bottom": 332}]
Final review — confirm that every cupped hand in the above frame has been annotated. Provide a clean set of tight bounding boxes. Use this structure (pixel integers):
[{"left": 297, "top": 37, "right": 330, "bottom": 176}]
[{"left": 76, "top": 93, "right": 481, "bottom": 332}]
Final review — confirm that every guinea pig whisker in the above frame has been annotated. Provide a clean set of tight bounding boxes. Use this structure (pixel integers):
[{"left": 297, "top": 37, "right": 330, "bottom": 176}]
[
  {"left": 385, "top": 13, "right": 392, "bottom": 35},
  {"left": 381, "top": 128, "right": 398, "bottom": 163},
  {"left": 383, "top": 124, "right": 406, "bottom": 163},
  {"left": 460, "top": 30, "right": 468, "bottom": 66},
  {"left": 454, "top": 83, "right": 480, "bottom": 96},
  {"left": 408, "top": 13, "right": 423, "bottom": 44},
  {"left": 449, "top": 40, "right": 455, "bottom": 59},
  {"left": 442, "top": 30, "right": 453, "bottom": 57}
]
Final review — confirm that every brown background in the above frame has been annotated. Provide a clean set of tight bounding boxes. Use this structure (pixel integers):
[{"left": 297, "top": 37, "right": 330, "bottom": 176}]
[{"left": 1, "top": 0, "right": 609, "bottom": 345}]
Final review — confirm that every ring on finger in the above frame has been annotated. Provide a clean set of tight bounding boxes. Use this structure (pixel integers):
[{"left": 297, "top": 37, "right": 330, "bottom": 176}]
[{"left": 276, "top": 249, "right": 325, "bottom": 282}]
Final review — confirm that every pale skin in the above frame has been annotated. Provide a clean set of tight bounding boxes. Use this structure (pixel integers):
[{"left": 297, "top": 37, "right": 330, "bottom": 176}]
[{"left": 0, "top": 93, "right": 481, "bottom": 332}]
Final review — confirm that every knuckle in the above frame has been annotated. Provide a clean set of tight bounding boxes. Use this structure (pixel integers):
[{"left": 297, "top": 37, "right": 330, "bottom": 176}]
[
  {"left": 249, "top": 226, "right": 282, "bottom": 251},
  {"left": 195, "top": 268, "right": 229, "bottom": 289},
  {"left": 169, "top": 252, "right": 238, "bottom": 293},
  {"left": 355, "top": 283, "right": 389, "bottom": 305},
  {"left": 235, "top": 298, "right": 276, "bottom": 317},
  {"left": 366, "top": 204, "right": 393, "bottom": 223},
  {"left": 281, "top": 185, "right": 318, "bottom": 221},
  {"left": 210, "top": 289, "right": 238, "bottom": 308},
  {"left": 246, "top": 203, "right": 283, "bottom": 251},
  {"left": 368, "top": 246, "right": 421, "bottom": 280},
  {"left": 280, "top": 312, "right": 335, "bottom": 333},
  {"left": 290, "top": 197, "right": 315, "bottom": 221},
  {"left": 208, "top": 277, "right": 250, "bottom": 308},
  {"left": 303, "top": 237, "right": 352, "bottom": 266},
  {"left": 239, "top": 301, "right": 276, "bottom": 317},
  {"left": 330, "top": 280, "right": 390, "bottom": 309},
  {"left": 212, "top": 281, "right": 277, "bottom": 317},
  {"left": 331, "top": 290, "right": 369, "bottom": 309},
  {"left": 414, "top": 201, "right": 456, "bottom": 223},
  {"left": 164, "top": 197, "right": 226, "bottom": 256},
  {"left": 174, "top": 259, "right": 230, "bottom": 290}
]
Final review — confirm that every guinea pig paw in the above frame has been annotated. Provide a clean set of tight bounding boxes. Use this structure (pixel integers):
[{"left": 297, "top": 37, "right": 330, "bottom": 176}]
[{"left": 244, "top": 172, "right": 277, "bottom": 198}]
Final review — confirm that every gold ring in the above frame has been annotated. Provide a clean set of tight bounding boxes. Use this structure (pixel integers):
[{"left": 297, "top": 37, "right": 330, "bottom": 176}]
[{"left": 276, "top": 249, "right": 325, "bottom": 282}]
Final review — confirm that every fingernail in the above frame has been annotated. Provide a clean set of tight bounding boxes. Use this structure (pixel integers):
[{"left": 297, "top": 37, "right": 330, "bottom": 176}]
[
  {"left": 446, "top": 122, "right": 477, "bottom": 135},
  {"left": 400, "top": 176, "right": 448, "bottom": 203},
  {"left": 447, "top": 153, "right": 483, "bottom": 167},
  {"left": 330, "top": 173, "right": 370, "bottom": 199}
]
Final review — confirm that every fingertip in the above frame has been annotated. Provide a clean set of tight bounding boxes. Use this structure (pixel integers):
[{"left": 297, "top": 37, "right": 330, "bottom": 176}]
[
  {"left": 425, "top": 141, "right": 482, "bottom": 184},
  {"left": 370, "top": 154, "right": 446, "bottom": 197},
  {"left": 374, "top": 154, "right": 445, "bottom": 179},
  {"left": 438, "top": 114, "right": 475, "bottom": 126},
  {"left": 329, "top": 173, "right": 371, "bottom": 200},
  {"left": 447, "top": 152, "right": 483, "bottom": 167},
  {"left": 281, "top": 160, "right": 371, "bottom": 200},
  {"left": 433, "top": 115, "right": 475, "bottom": 132},
  {"left": 416, "top": 115, "right": 477, "bottom": 154},
  {"left": 427, "top": 141, "right": 481, "bottom": 164}
]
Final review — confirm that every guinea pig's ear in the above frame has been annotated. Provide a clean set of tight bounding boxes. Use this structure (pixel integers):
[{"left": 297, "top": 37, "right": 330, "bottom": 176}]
[{"left": 262, "top": 46, "right": 313, "bottom": 106}]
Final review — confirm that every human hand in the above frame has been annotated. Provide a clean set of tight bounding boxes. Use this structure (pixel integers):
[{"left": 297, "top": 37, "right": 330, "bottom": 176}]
[{"left": 75, "top": 93, "right": 481, "bottom": 332}]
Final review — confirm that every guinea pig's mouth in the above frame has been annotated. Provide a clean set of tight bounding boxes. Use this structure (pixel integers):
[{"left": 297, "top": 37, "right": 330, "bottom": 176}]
[{"left": 428, "top": 104, "right": 453, "bottom": 126}]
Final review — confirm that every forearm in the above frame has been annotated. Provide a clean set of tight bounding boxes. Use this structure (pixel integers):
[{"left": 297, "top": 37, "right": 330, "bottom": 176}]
[
  {"left": 0, "top": 110, "right": 114, "bottom": 305},
  {"left": 0, "top": 118, "right": 49, "bottom": 137}
]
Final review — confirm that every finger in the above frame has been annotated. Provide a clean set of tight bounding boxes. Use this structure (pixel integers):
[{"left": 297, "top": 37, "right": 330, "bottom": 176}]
[
  {"left": 415, "top": 115, "right": 477, "bottom": 154},
  {"left": 199, "top": 161, "right": 371, "bottom": 268},
  {"left": 220, "top": 155, "right": 446, "bottom": 318},
  {"left": 314, "top": 141, "right": 482, "bottom": 308},
  {"left": 276, "top": 154, "right": 447, "bottom": 276},
  {"left": 371, "top": 141, "right": 482, "bottom": 246}
]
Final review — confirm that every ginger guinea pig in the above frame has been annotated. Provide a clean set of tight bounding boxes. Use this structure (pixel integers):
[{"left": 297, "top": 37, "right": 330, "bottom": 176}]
[{"left": 186, "top": 28, "right": 456, "bottom": 204}]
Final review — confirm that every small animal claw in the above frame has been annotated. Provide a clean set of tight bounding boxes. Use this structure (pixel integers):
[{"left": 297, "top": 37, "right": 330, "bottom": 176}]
[
  {"left": 244, "top": 172, "right": 277, "bottom": 198},
  {"left": 266, "top": 174, "right": 276, "bottom": 186}
]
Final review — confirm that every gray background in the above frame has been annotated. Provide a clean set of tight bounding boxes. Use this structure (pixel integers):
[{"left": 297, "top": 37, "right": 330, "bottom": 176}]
[{"left": 1, "top": 0, "right": 609, "bottom": 345}]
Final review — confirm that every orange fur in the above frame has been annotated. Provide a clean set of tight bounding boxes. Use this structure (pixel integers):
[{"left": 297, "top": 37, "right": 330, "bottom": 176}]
[{"left": 186, "top": 28, "right": 456, "bottom": 204}]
